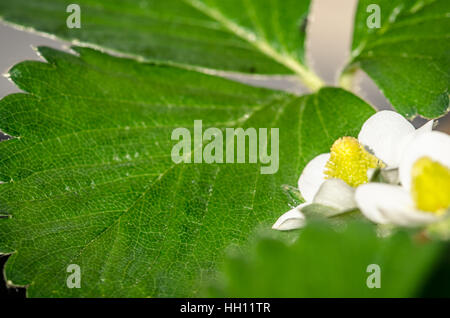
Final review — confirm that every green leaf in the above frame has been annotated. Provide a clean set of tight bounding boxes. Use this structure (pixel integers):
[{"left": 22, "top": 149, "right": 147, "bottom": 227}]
[
  {"left": 0, "top": 46, "right": 374, "bottom": 297},
  {"left": 207, "top": 221, "right": 444, "bottom": 297},
  {"left": 347, "top": 0, "right": 450, "bottom": 118},
  {"left": 0, "top": 0, "right": 323, "bottom": 89}
]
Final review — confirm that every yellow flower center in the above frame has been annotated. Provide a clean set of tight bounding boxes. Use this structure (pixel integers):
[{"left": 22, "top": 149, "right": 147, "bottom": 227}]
[
  {"left": 324, "top": 136, "right": 385, "bottom": 187},
  {"left": 411, "top": 157, "right": 450, "bottom": 214}
]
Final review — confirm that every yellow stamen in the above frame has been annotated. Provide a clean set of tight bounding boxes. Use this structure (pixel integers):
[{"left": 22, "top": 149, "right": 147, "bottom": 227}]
[
  {"left": 325, "top": 136, "right": 385, "bottom": 187},
  {"left": 411, "top": 157, "right": 450, "bottom": 214}
]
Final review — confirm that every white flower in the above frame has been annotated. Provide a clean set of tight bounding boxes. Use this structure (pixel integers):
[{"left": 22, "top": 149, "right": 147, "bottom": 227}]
[
  {"left": 355, "top": 131, "right": 450, "bottom": 227},
  {"left": 272, "top": 110, "right": 434, "bottom": 231}
]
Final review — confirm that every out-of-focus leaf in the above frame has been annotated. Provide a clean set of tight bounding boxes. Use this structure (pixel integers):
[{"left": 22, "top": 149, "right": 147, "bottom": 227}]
[
  {"left": 348, "top": 0, "right": 449, "bottom": 118},
  {"left": 208, "top": 221, "right": 443, "bottom": 297}
]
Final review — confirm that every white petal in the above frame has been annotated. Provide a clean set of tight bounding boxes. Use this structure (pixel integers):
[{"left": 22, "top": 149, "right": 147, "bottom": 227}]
[
  {"left": 358, "top": 110, "right": 415, "bottom": 167},
  {"left": 355, "top": 183, "right": 439, "bottom": 226},
  {"left": 272, "top": 204, "right": 307, "bottom": 231},
  {"left": 395, "top": 120, "right": 435, "bottom": 165},
  {"left": 313, "top": 178, "right": 356, "bottom": 211},
  {"left": 399, "top": 131, "right": 450, "bottom": 191},
  {"left": 355, "top": 183, "right": 391, "bottom": 224},
  {"left": 298, "top": 153, "right": 330, "bottom": 202}
]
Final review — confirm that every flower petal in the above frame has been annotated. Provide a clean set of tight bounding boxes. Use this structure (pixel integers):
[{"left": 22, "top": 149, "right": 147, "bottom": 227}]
[
  {"left": 272, "top": 204, "right": 307, "bottom": 231},
  {"left": 358, "top": 110, "right": 415, "bottom": 167},
  {"left": 298, "top": 153, "right": 330, "bottom": 202},
  {"left": 395, "top": 120, "right": 435, "bottom": 163},
  {"left": 355, "top": 183, "right": 439, "bottom": 226},
  {"left": 313, "top": 178, "right": 356, "bottom": 211},
  {"left": 399, "top": 131, "right": 450, "bottom": 191}
]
